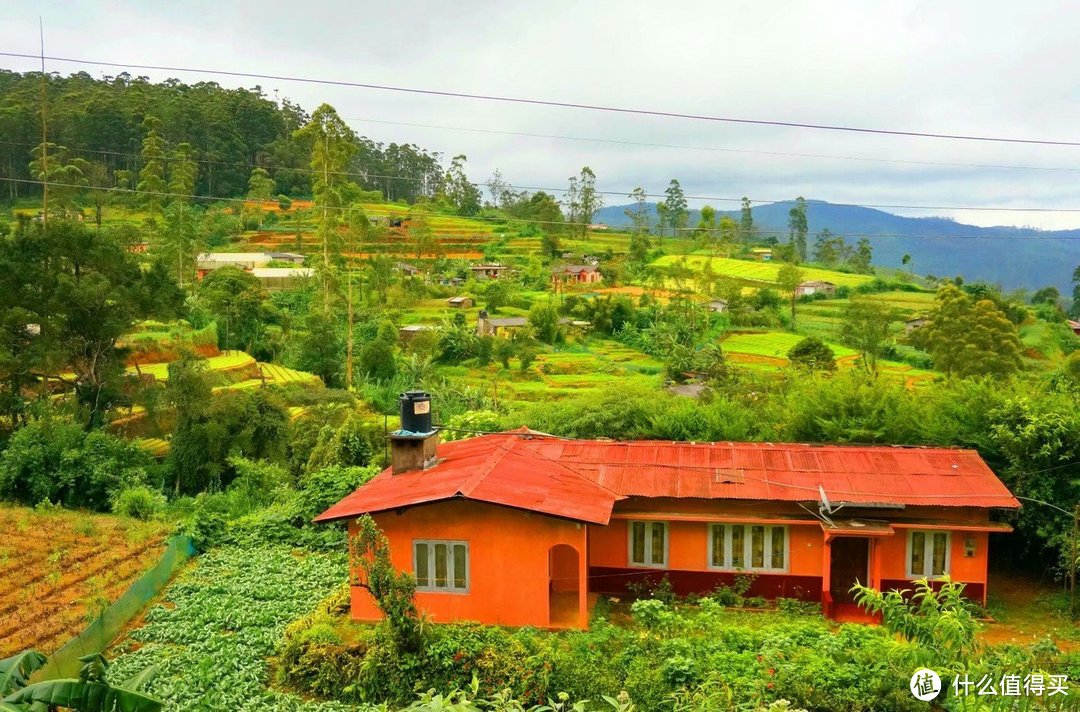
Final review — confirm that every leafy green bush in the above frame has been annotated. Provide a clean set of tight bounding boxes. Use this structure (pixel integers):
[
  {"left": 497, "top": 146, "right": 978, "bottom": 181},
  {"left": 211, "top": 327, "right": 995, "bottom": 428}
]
[
  {"left": 111, "top": 486, "right": 167, "bottom": 521},
  {"left": 0, "top": 419, "right": 156, "bottom": 511},
  {"left": 275, "top": 593, "right": 957, "bottom": 711}
]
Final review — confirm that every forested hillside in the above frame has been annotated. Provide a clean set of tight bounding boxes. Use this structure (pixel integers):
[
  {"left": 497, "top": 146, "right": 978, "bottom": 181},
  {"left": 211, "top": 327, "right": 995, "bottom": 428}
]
[{"left": 0, "top": 70, "right": 442, "bottom": 203}]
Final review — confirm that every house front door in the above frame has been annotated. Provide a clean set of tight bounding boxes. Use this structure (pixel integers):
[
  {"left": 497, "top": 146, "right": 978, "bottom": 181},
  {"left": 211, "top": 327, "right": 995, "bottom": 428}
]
[{"left": 829, "top": 537, "right": 870, "bottom": 603}]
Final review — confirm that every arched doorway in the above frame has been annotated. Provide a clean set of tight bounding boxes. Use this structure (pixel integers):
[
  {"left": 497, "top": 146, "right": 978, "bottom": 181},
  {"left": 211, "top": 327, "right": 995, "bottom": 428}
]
[{"left": 548, "top": 544, "right": 581, "bottom": 628}]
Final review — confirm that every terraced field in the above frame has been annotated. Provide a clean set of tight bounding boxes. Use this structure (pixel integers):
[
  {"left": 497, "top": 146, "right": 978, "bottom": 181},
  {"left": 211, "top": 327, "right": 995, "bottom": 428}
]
[
  {"left": 0, "top": 506, "right": 171, "bottom": 657},
  {"left": 652, "top": 255, "right": 877, "bottom": 288},
  {"left": 449, "top": 340, "right": 662, "bottom": 403},
  {"left": 721, "top": 331, "right": 934, "bottom": 382},
  {"left": 130, "top": 351, "right": 257, "bottom": 381},
  {"left": 214, "top": 363, "right": 322, "bottom": 392},
  {"left": 797, "top": 290, "right": 936, "bottom": 342}
]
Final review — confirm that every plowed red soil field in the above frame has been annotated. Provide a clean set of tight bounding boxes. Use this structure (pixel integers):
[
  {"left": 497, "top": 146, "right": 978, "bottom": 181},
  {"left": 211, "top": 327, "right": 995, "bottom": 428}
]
[{"left": 0, "top": 506, "right": 171, "bottom": 656}]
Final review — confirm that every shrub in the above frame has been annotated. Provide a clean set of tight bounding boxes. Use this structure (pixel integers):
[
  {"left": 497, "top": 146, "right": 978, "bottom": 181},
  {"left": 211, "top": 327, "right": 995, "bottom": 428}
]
[
  {"left": 0, "top": 419, "right": 155, "bottom": 511},
  {"left": 787, "top": 336, "right": 836, "bottom": 372},
  {"left": 853, "top": 576, "right": 979, "bottom": 667},
  {"left": 297, "top": 464, "right": 379, "bottom": 521},
  {"left": 776, "top": 598, "right": 822, "bottom": 616},
  {"left": 111, "top": 486, "right": 166, "bottom": 521}
]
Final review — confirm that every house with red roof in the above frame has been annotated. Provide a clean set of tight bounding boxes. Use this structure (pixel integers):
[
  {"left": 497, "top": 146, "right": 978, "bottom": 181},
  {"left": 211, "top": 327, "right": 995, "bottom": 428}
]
[
  {"left": 551, "top": 265, "right": 603, "bottom": 286},
  {"left": 317, "top": 392, "right": 1019, "bottom": 629}
]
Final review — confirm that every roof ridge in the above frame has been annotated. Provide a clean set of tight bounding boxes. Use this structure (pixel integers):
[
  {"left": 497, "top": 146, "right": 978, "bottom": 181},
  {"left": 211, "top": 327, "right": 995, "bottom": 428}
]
[
  {"left": 521, "top": 437, "right": 624, "bottom": 498},
  {"left": 457, "top": 432, "right": 517, "bottom": 496}
]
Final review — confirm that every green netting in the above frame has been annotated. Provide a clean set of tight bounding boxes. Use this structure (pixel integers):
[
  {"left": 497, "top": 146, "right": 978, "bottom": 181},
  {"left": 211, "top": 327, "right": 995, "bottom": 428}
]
[{"left": 31, "top": 535, "right": 196, "bottom": 682}]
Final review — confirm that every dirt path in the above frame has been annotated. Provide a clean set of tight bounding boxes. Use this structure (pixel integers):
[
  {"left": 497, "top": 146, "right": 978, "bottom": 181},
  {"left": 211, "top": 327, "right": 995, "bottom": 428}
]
[{"left": 979, "top": 573, "right": 1078, "bottom": 651}]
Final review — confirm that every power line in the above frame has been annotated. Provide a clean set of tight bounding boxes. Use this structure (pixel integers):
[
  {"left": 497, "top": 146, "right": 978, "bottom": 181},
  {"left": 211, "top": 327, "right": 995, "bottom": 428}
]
[
  {"left": 5, "top": 177, "right": 1080, "bottom": 241},
  {"left": 346, "top": 116, "right": 1080, "bottom": 175},
  {"left": 7, "top": 141, "right": 1080, "bottom": 218},
  {"left": 3, "top": 51, "right": 1080, "bottom": 147}
]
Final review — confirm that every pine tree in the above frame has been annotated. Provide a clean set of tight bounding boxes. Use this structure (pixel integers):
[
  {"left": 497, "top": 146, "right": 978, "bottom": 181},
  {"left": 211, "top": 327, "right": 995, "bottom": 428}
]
[
  {"left": 137, "top": 116, "right": 168, "bottom": 224},
  {"left": 664, "top": 179, "right": 689, "bottom": 236},
  {"left": 293, "top": 104, "right": 358, "bottom": 311},
  {"left": 788, "top": 197, "right": 808, "bottom": 262},
  {"left": 739, "top": 197, "right": 754, "bottom": 241}
]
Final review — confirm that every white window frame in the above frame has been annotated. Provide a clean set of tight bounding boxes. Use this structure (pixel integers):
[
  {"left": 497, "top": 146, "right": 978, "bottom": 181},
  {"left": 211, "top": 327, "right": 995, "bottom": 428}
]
[
  {"left": 906, "top": 530, "right": 951, "bottom": 580},
  {"left": 707, "top": 523, "right": 789, "bottom": 573},
  {"left": 627, "top": 520, "right": 669, "bottom": 568},
  {"left": 413, "top": 539, "right": 470, "bottom": 593}
]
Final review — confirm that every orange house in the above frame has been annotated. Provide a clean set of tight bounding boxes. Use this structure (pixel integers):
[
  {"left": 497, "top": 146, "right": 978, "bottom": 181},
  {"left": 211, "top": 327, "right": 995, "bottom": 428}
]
[
  {"left": 551, "top": 265, "right": 603, "bottom": 287},
  {"left": 317, "top": 396, "right": 1019, "bottom": 629}
]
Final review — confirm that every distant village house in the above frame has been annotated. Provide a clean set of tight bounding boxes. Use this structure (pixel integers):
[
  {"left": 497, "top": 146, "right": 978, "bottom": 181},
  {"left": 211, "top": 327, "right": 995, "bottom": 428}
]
[
  {"left": 195, "top": 251, "right": 305, "bottom": 279},
  {"left": 476, "top": 312, "right": 528, "bottom": 337},
  {"left": 707, "top": 299, "right": 729, "bottom": 313},
  {"left": 399, "top": 324, "right": 437, "bottom": 342},
  {"left": 470, "top": 264, "right": 510, "bottom": 280},
  {"left": 551, "top": 265, "right": 603, "bottom": 286},
  {"left": 447, "top": 296, "right": 474, "bottom": 309},
  {"left": 266, "top": 252, "right": 306, "bottom": 265},
  {"left": 251, "top": 267, "right": 315, "bottom": 291},
  {"left": 794, "top": 280, "right": 837, "bottom": 297},
  {"left": 904, "top": 316, "right": 931, "bottom": 334}
]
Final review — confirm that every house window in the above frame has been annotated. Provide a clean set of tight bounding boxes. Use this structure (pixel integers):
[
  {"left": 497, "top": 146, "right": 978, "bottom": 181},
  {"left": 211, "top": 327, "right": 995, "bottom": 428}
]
[
  {"left": 628, "top": 521, "right": 668, "bottom": 568},
  {"left": 907, "top": 530, "right": 950, "bottom": 579},
  {"left": 414, "top": 540, "right": 469, "bottom": 592},
  {"left": 709, "top": 523, "right": 787, "bottom": 572}
]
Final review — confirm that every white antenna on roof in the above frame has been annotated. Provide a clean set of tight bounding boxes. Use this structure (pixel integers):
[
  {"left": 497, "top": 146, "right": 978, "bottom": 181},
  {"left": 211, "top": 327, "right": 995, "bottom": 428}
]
[
  {"left": 818, "top": 485, "right": 832, "bottom": 514},
  {"left": 818, "top": 485, "right": 835, "bottom": 527}
]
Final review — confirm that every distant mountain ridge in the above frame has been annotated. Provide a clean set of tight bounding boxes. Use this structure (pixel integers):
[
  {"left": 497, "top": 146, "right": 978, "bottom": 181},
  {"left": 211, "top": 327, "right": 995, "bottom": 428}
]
[{"left": 593, "top": 200, "right": 1080, "bottom": 292}]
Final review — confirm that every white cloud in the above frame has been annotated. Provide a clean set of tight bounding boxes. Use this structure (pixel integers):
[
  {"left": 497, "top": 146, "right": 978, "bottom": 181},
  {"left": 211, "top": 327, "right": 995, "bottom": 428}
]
[{"left": 6, "top": 0, "right": 1080, "bottom": 229}]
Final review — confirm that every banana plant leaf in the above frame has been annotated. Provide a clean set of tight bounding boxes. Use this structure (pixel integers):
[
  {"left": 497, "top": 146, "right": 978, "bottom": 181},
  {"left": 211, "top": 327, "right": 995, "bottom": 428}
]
[
  {"left": 0, "top": 651, "right": 47, "bottom": 696},
  {"left": 2, "top": 680, "right": 163, "bottom": 712},
  {"left": 121, "top": 665, "right": 159, "bottom": 693}
]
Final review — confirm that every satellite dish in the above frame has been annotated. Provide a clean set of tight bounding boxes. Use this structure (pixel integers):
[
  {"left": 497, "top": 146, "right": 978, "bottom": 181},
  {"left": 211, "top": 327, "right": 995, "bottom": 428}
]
[{"left": 818, "top": 485, "right": 833, "bottom": 515}]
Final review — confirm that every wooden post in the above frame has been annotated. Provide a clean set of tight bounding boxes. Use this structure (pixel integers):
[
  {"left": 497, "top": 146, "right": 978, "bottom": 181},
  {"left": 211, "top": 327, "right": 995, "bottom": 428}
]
[
  {"left": 1072, "top": 505, "right": 1079, "bottom": 620},
  {"left": 821, "top": 533, "right": 832, "bottom": 618},
  {"left": 38, "top": 19, "right": 48, "bottom": 231}
]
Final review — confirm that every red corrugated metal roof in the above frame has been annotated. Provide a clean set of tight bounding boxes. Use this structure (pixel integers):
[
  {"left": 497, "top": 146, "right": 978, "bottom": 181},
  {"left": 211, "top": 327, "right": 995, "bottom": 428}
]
[
  {"left": 315, "top": 430, "right": 621, "bottom": 525},
  {"left": 316, "top": 430, "right": 1020, "bottom": 524}
]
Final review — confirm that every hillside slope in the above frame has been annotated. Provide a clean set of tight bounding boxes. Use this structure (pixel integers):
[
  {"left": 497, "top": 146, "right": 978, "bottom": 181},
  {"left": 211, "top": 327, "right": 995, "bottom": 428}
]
[{"left": 595, "top": 200, "right": 1080, "bottom": 292}]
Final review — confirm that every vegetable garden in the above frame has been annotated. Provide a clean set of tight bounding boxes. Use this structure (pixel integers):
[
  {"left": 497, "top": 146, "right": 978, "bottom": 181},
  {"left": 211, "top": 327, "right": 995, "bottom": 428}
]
[{"left": 106, "top": 545, "right": 351, "bottom": 712}]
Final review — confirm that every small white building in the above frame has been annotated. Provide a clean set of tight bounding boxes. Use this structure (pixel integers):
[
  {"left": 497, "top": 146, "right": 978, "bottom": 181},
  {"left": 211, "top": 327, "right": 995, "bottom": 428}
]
[
  {"left": 196, "top": 252, "right": 273, "bottom": 274},
  {"left": 251, "top": 267, "right": 315, "bottom": 291},
  {"left": 794, "top": 280, "right": 837, "bottom": 297}
]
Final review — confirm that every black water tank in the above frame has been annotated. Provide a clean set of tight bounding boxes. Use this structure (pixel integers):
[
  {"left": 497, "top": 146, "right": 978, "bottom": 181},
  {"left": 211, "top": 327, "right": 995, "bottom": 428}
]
[{"left": 399, "top": 391, "right": 432, "bottom": 434}]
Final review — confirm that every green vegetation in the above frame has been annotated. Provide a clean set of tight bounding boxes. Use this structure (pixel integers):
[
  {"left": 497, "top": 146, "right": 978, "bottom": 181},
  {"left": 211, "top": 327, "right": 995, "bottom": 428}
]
[
  {"left": 271, "top": 576, "right": 1076, "bottom": 710},
  {"left": 2, "top": 68, "right": 1080, "bottom": 712},
  {"left": 651, "top": 255, "right": 876, "bottom": 288},
  {"left": 106, "top": 546, "right": 350, "bottom": 711},
  {"left": 1, "top": 650, "right": 163, "bottom": 712}
]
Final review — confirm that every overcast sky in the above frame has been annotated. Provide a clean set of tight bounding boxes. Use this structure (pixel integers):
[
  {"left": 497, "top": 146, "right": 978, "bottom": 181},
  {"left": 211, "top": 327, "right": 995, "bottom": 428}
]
[{"left": 6, "top": 0, "right": 1080, "bottom": 229}]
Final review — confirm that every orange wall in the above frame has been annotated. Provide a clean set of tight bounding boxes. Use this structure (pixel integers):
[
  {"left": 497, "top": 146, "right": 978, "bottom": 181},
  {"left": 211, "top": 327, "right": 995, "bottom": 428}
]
[
  {"left": 591, "top": 518, "right": 989, "bottom": 583},
  {"left": 588, "top": 519, "right": 823, "bottom": 575},
  {"left": 350, "top": 499, "right": 586, "bottom": 628},
  {"left": 877, "top": 529, "right": 989, "bottom": 584}
]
